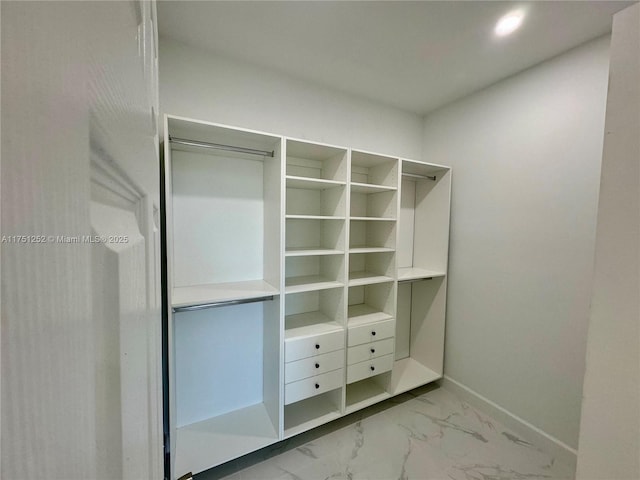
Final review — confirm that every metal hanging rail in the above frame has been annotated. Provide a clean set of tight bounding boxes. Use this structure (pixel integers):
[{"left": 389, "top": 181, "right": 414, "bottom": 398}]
[
  {"left": 169, "top": 136, "right": 275, "bottom": 158},
  {"left": 402, "top": 172, "right": 436, "bottom": 181},
  {"left": 172, "top": 295, "right": 274, "bottom": 313}
]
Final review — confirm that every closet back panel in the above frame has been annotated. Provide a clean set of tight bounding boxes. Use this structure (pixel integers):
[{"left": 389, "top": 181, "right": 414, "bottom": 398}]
[{"left": 171, "top": 150, "right": 264, "bottom": 287}]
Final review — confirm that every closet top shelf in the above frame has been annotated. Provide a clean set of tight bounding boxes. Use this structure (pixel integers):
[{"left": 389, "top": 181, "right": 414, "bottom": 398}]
[
  {"left": 286, "top": 176, "right": 346, "bottom": 190},
  {"left": 172, "top": 280, "right": 279, "bottom": 310},
  {"left": 397, "top": 267, "right": 446, "bottom": 281},
  {"left": 350, "top": 182, "right": 397, "bottom": 194},
  {"left": 167, "top": 115, "right": 281, "bottom": 160}
]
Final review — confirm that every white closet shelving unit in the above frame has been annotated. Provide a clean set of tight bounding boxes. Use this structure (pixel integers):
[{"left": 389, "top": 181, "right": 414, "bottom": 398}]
[{"left": 164, "top": 115, "right": 451, "bottom": 479}]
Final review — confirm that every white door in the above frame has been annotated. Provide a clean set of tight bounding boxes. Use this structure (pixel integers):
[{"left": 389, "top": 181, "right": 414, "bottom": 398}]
[{"left": 1, "top": 2, "right": 163, "bottom": 479}]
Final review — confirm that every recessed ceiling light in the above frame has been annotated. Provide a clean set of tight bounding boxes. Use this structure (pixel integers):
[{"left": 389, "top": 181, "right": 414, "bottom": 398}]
[{"left": 495, "top": 11, "right": 524, "bottom": 37}]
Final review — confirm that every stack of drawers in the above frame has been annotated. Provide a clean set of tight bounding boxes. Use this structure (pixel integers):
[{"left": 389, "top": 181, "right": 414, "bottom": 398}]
[
  {"left": 347, "top": 318, "right": 395, "bottom": 384},
  {"left": 284, "top": 329, "right": 345, "bottom": 404}
]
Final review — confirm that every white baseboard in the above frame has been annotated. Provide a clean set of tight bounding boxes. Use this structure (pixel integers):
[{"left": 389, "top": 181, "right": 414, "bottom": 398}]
[{"left": 439, "top": 376, "right": 577, "bottom": 471}]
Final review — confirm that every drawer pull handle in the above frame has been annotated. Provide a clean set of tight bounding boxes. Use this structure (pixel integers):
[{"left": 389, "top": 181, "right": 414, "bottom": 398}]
[
  {"left": 315, "top": 344, "right": 320, "bottom": 350},
  {"left": 370, "top": 348, "right": 375, "bottom": 353},
  {"left": 315, "top": 383, "right": 320, "bottom": 389},
  {"left": 370, "top": 366, "right": 375, "bottom": 371},
  {"left": 315, "top": 363, "right": 320, "bottom": 368},
  {"left": 371, "top": 331, "right": 376, "bottom": 336}
]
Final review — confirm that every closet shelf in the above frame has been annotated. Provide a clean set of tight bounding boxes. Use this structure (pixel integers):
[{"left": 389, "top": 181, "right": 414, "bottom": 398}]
[
  {"left": 350, "top": 216, "right": 396, "bottom": 222},
  {"left": 389, "top": 358, "right": 441, "bottom": 396},
  {"left": 285, "top": 247, "right": 344, "bottom": 257},
  {"left": 347, "top": 304, "right": 394, "bottom": 325},
  {"left": 350, "top": 182, "right": 397, "bottom": 194},
  {"left": 285, "top": 275, "right": 343, "bottom": 294},
  {"left": 286, "top": 214, "right": 346, "bottom": 220},
  {"left": 284, "top": 395, "right": 342, "bottom": 439},
  {"left": 349, "top": 247, "right": 394, "bottom": 254},
  {"left": 285, "top": 311, "right": 343, "bottom": 339},
  {"left": 172, "top": 280, "right": 279, "bottom": 310},
  {"left": 348, "top": 271, "right": 394, "bottom": 287},
  {"left": 397, "top": 267, "right": 446, "bottom": 281},
  {"left": 345, "top": 380, "right": 391, "bottom": 414},
  {"left": 286, "top": 175, "right": 345, "bottom": 190},
  {"left": 175, "top": 402, "right": 278, "bottom": 476}
]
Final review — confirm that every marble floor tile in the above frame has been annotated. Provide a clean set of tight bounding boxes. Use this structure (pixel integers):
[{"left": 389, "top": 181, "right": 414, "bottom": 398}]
[{"left": 195, "top": 385, "right": 574, "bottom": 480}]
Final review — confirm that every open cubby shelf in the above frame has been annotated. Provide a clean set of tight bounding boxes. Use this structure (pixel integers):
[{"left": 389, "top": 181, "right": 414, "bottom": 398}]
[
  {"left": 165, "top": 116, "right": 450, "bottom": 479},
  {"left": 286, "top": 175, "right": 346, "bottom": 190},
  {"left": 285, "top": 248, "right": 344, "bottom": 257}
]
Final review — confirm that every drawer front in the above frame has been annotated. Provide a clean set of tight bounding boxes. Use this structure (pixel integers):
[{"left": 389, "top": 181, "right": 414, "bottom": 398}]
[
  {"left": 285, "top": 349, "right": 344, "bottom": 383},
  {"left": 347, "top": 338, "right": 394, "bottom": 365},
  {"left": 285, "top": 368, "right": 344, "bottom": 405},
  {"left": 285, "top": 330, "right": 345, "bottom": 363},
  {"left": 346, "top": 354, "right": 394, "bottom": 384},
  {"left": 348, "top": 319, "right": 395, "bottom": 347}
]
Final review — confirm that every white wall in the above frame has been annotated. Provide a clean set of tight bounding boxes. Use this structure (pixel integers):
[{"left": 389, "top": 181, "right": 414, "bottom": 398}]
[
  {"left": 576, "top": 4, "right": 640, "bottom": 478},
  {"left": 422, "top": 36, "right": 610, "bottom": 450},
  {"left": 159, "top": 38, "right": 423, "bottom": 159}
]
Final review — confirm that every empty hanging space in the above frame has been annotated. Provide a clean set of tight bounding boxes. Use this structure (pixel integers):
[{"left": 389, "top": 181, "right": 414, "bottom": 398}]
[
  {"left": 165, "top": 116, "right": 284, "bottom": 476},
  {"left": 391, "top": 277, "right": 446, "bottom": 394},
  {"left": 173, "top": 298, "right": 281, "bottom": 475},
  {"left": 283, "top": 288, "right": 345, "bottom": 437},
  {"left": 167, "top": 116, "right": 282, "bottom": 308},
  {"left": 398, "top": 160, "right": 451, "bottom": 281}
]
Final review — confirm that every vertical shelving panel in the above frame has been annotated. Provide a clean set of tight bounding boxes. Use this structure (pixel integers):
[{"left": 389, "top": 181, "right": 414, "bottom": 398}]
[
  {"left": 283, "top": 139, "right": 348, "bottom": 437},
  {"left": 165, "top": 116, "right": 283, "bottom": 477},
  {"left": 345, "top": 151, "right": 399, "bottom": 412}
]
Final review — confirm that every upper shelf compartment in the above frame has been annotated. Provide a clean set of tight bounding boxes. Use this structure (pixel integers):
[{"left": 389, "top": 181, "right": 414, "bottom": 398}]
[
  {"left": 286, "top": 139, "right": 348, "bottom": 182},
  {"left": 351, "top": 151, "right": 399, "bottom": 189},
  {"left": 169, "top": 116, "right": 281, "bottom": 161},
  {"left": 166, "top": 116, "right": 283, "bottom": 307},
  {"left": 401, "top": 158, "right": 449, "bottom": 183}
]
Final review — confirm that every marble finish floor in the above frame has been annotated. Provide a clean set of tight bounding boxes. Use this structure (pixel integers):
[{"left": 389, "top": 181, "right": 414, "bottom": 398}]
[{"left": 196, "top": 385, "right": 574, "bottom": 480}]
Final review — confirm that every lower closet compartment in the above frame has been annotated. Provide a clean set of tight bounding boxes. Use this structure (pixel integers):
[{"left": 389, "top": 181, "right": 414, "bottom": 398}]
[
  {"left": 173, "top": 298, "right": 281, "bottom": 476},
  {"left": 391, "top": 277, "right": 446, "bottom": 395}
]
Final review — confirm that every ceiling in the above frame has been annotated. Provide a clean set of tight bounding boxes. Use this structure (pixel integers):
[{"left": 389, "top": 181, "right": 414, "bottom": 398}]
[{"left": 157, "top": 1, "right": 633, "bottom": 115}]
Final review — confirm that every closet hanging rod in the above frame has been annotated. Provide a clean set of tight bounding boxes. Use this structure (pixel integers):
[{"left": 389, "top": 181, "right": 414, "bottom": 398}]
[
  {"left": 402, "top": 172, "right": 436, "bottom": 181},
  {"left": 169, "top": 136, "right": 275, "bottom": 158},
  {"left": 173, "top": 295, "right": 274, "bottom": 313}
]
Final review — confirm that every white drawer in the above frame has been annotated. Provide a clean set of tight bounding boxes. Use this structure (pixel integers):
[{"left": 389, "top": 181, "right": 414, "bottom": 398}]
[
  {"left": 285, "top": 349, "right": 344, "bottom": 383},
  {"left": 347, "top": 338, "right": 394, "bottom": 365},
  {"left": 346, "top": 354, "right": 394, "bottom": 384},
  {"left": 285, "top": 368, "right": 344, "bottom": 405},
  {"left": 348, "top": 319, "right": 395, "bottom": 347},
  {"left": 285, "top": 330, "right": 345, "bottom": 363}
]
